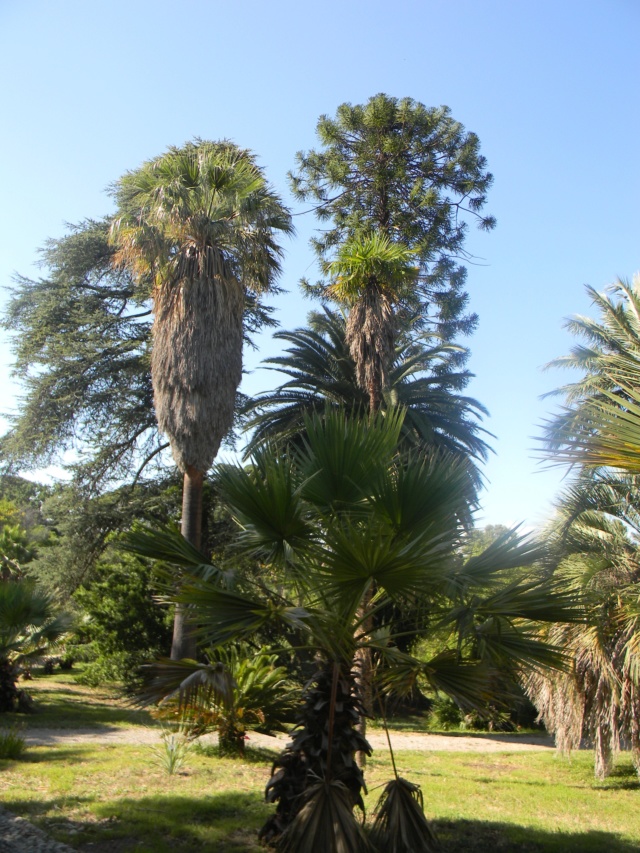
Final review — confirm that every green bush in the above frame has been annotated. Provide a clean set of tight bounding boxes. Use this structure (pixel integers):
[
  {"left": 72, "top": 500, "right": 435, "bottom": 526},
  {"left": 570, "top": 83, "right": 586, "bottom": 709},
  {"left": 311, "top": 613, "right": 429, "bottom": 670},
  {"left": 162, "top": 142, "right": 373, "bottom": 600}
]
[
  {"left": 429, "top": 697, "right": 463, "bottom": 730},
  {"left": 74, "top": 550, "right": 172, "bottom": 689}
]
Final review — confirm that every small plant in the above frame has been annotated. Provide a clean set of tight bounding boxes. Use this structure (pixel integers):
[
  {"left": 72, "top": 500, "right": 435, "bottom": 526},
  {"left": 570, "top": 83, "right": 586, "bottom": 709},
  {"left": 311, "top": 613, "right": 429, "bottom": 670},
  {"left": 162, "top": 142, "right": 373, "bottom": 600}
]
[
  {"left": 149, "top": 645, "right": 296, "bottom": 758},
  {"left": 150, "top": 728, "right": 193, "bottom": 776},
  {"left": 0, "top": 725, "right": 26, "bottom": 760},
  {"left": 429, "top": 697, "right": 463, "bottom": 731}
]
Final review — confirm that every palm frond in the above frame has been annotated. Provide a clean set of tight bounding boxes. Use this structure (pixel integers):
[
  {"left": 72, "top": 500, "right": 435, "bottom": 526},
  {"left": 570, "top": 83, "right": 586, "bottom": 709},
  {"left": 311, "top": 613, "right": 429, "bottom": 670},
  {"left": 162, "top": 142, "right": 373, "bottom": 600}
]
[
  {"left": 371, "top": 777, "right": 438, "bottom": 853},
  {"left": 279, "top": 779, "right": 371, "bottom": 853},
  {"left": 136, "top": 657, "right": 234, "bottom": 710}
]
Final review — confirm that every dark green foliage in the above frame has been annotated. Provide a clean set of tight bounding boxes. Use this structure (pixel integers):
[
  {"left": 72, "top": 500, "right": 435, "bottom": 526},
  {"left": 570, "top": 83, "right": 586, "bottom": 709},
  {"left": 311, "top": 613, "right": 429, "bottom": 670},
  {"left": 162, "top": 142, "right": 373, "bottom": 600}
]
[
  {"left": 242, "top": 308, "right": 491, "bottom": 471},
  {"left": 290, "top": 94, "right": 494, "bottom": 345},
  {"left": 1, "top": 219, "right": 158, "bottom": 489},
  {"left": 429, "top": 696, "right": 463, "bottom": 730},
  {"left": 27, "top": 477, "right": 182, "bottom": 597},
  {"left": 0, "top": 476, "right": 54, "bottom": 581},
  {"left": 0, "top": 219, "right": 278, "bottom": 491},
  {"left": 74, "top": 550, "right": 172, "bottom": 688}
]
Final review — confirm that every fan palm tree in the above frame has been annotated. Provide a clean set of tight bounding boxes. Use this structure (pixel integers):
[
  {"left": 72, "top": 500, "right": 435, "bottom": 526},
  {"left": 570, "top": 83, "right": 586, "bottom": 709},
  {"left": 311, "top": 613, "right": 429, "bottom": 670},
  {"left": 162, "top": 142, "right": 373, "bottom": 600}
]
[
  {"left": 242, "top": 307, "right": 491, "bottom": 471},
  {"left": 0, "top": 580, "right": 70, "bottom": 711},
  {"left": 111, "top": 140, "right": 292, "bottom": 658},
  {"left": 243, "top": 306, "right": 492, "bottom": 750},
  {"left": 128, "top": 409, "right": 579, "bottom": 851}
]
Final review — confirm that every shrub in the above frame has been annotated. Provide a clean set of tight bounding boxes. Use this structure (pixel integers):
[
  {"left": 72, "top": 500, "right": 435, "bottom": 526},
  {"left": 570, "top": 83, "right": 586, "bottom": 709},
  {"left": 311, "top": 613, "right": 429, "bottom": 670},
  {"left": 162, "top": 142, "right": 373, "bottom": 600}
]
[
  {"left": 0, "top": 726, "right": 26, "bottom": 759},
  {"left": 74, "top": 551, "right": 171, "bottom": 689},
  {"left": 429, "top": 697, "right": 463, "bottom": 730}
]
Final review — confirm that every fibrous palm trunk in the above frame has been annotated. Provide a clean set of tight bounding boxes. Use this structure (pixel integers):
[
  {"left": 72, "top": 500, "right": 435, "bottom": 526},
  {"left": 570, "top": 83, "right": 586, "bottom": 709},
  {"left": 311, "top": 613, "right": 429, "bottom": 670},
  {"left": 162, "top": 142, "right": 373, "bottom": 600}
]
[
  {"left": 152, "top": 275, "right": 244, "bottom": 661},
  {"left": 346, "top": 287, "right": 393, "bottom": 764},
  {"left": 260, "top": 661, "right": 370, "bottom": 846},
  {"left": 0, "top": 659, "right": 19, "bottom": 713},
  {"left": 345, "top": 285, "right": 394, "bottom": 417}
]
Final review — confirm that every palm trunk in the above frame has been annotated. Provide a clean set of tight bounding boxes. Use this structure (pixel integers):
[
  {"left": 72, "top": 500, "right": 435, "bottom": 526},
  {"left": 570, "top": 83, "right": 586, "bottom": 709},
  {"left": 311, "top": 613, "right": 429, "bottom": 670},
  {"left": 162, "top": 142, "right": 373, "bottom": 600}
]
[
  {"left": 354, "top": 597, "right": 374, "bottom": 768},
  {"left": 368, "top": 376, "right": 382, "bottom": 420},
  {"left": 0, "top": 659, "right": 19, "bottom": 712},
  {"left": 170, "top": 466, "right": 203, "bottom": 660}
]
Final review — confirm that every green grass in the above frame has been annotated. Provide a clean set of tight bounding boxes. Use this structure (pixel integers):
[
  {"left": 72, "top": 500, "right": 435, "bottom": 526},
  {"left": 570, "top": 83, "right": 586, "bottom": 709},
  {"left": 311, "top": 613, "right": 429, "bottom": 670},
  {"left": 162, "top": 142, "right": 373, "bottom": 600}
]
[
  {"left": 1, "top": 744, "right": 638, "bottom": 852},
  {"left": 0, "top": 672, "right": 638, "bottom": 852},
  {"left": 4, "top": 668, "right": 157, "bottom": 730}
]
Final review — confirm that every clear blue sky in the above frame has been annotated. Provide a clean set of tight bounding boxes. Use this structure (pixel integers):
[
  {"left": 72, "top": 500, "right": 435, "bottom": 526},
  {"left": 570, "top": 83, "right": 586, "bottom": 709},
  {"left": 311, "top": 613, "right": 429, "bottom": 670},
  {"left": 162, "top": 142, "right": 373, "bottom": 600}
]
[{"left": 1, "top": 0, "right": 639, "bottom": 529}]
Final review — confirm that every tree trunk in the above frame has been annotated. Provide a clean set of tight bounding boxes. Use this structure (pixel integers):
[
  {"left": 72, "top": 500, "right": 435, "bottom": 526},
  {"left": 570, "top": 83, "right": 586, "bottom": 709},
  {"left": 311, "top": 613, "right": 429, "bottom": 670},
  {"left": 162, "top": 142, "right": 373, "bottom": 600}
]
[
  {"left": 368, "top": 376, "right": 382, "bottom": 420},
  {"left": 0, "top": 659, "right": 19, "bottom": 713},
  {"left": 170, "top": 466, "right": 203, "bottom": 660},
  {"left": 354, "top": 601, "right": 374, "bottom": 768}
]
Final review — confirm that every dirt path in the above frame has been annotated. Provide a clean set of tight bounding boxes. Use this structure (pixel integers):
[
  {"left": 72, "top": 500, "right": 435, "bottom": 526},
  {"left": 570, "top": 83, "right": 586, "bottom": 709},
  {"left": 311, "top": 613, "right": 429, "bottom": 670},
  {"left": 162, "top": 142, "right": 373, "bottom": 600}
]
[{"left": 24, "top": 725, "right": 555, "bottom": 753}]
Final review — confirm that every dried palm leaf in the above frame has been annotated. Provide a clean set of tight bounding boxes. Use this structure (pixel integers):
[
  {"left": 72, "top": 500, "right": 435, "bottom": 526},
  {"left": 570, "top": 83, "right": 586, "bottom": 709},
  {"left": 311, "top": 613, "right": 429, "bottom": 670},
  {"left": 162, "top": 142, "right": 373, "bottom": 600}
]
[{"left": 370, "top": 777, "right": 438, "bottom": 853}]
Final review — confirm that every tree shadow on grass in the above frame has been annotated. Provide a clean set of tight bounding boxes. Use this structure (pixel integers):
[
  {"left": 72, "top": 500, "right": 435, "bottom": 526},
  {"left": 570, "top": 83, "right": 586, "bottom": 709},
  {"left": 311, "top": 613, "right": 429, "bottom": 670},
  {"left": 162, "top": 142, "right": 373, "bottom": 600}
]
[
  {"left": 5, "top": 790, "right": 639, "bottom": 853},
  {"left": 434, "top": 818, "right": 639, "bottom": 853},
  {"left": 84, "top": 792, "right": 268, "bottom": 852},
  {"left": 1, "top": 746, "right": 90, "bottom": 765}
]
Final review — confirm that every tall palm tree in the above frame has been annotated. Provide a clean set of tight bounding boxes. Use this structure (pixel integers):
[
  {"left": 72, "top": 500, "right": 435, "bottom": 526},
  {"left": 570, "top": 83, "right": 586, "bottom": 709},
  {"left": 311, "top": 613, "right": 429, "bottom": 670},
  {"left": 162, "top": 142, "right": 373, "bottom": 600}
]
[
  {"left": 323, "top": 232, "right": 419, "bottom": 413},
  {"left": 129, "top": 410, "right": 580, "bottom": 851},
  {"left": 525, "top": 470, "right": 640, "bottom": 778},
  {"left": 242, "top": 307, "right": 491, "bottom": 472},
  {"left": 243, "top": 304, "right": 491, "bottom": 749},
  {"left": 111, "top": 140, "right": 292, "bottom": 659},
  {"left": 538, "top": 275, "right": 640, "bottom": 776}
]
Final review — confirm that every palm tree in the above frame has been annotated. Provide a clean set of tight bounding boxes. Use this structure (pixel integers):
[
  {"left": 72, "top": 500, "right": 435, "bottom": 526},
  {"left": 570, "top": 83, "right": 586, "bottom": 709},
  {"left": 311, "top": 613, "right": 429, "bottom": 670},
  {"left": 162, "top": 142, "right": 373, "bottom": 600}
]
[
  {"left": 322, "top": 232, "right": 419, "bottom": 413},
  {"left": 111, "top": 140, "right": 292, "bottom": 658},
  {"left": 242, "top": 307, "right": 491, "bottom": 471},
  {"left": 537, "top": 276, "right": 640, "bottom": 776},
  {"left": 544, "top": 276, "right": 640, "bottom": 458},
  {"left": 525, "top": 470, "right": 640, "bottom": 778},
  {"left": 244, "top": 305, "right": 491, "bottom": 749},
  {"left": 129, "top": 409, "right": 579, "bottom": 851},
  {"left": 0, "top": 580, "right": 70, "bottom": 711}
]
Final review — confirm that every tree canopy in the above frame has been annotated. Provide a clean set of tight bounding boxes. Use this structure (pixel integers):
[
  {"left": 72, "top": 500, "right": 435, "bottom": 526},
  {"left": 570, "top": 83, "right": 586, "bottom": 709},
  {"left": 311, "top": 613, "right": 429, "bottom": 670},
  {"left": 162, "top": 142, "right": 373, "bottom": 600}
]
[
  {"left": 1, "top": 217, "right": 279, "bottom": 491},
  {"left": 290, "top": 93, "right": 495, "bottom": 344}
]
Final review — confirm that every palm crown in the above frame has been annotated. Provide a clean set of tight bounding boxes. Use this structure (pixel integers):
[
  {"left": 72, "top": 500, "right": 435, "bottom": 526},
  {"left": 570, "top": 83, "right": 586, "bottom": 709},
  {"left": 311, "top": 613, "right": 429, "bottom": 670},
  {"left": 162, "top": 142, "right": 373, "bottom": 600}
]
[
  {"left": 242, "top": 308, "right": 491, "bottom": 485},
  {"left": 111, "top": 139, "right": 293, "bottom": 474}
]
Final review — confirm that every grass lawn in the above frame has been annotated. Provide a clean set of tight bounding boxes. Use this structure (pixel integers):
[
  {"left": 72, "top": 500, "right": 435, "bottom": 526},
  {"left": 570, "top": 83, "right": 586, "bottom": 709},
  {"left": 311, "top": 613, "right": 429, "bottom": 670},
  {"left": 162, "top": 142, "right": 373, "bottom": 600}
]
[{"left": 0, "top": 672, "right": 638, "bottom": 852}]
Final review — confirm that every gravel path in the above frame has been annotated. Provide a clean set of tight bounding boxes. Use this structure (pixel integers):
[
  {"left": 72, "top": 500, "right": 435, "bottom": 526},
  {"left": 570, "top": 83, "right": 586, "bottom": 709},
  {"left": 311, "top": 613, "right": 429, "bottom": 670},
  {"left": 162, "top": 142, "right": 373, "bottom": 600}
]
[
  {"left": 0, "top": 807, "right": 77, "bottom": 853},
  {"left": 24, "top": 725, "right": 555, "bottom": 753}
]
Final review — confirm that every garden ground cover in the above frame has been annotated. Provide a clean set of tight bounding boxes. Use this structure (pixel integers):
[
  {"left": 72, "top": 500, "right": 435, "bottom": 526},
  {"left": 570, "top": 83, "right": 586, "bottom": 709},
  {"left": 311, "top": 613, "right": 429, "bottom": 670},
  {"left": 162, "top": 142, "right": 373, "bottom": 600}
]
[{"left": 0, "top": 674, "right": 637, "bottom": 852}]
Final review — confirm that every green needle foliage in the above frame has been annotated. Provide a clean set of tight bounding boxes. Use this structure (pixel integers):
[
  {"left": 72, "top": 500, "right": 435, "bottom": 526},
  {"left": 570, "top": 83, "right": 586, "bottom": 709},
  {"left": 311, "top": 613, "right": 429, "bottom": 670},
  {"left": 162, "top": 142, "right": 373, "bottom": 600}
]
[
  {"left": 1, "top": 219, "right": 159, "bottom": 489},
  {"left": 290, "top": 93, "right": 495, "bottom": 346}
]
